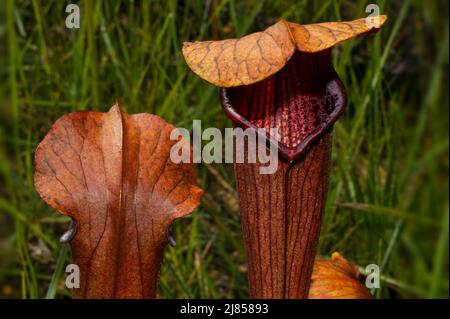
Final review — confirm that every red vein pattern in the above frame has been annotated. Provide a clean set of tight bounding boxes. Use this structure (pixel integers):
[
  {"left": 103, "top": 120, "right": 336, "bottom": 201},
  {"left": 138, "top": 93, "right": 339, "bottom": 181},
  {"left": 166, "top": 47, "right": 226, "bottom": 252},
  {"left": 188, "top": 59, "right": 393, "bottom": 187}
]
[
  {"left": 222, "top": 49, "right": 345, "bottom": 161},
  {"left": 223, "top": 48, "right": 344, "bottom": 298},
  {"left": 34, "top": 105, "right": 202, "bottom": 298},
  {"left": 234, "top": 134, "right": 332, "bottom": 298}
]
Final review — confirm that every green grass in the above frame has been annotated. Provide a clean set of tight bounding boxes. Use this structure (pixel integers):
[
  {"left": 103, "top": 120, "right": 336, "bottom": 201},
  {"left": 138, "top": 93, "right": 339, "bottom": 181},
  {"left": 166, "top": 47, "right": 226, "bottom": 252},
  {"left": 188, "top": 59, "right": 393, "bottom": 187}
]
[{"left": 0, "top": 0, "right": 448, "bottom": 299}]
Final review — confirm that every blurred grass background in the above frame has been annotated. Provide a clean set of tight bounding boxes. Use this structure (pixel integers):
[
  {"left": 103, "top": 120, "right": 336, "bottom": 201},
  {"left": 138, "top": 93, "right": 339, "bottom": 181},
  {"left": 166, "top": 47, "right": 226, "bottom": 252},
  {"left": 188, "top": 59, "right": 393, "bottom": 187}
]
[{"left": 0, "top": 0, "right": 448, "bottom": 299}]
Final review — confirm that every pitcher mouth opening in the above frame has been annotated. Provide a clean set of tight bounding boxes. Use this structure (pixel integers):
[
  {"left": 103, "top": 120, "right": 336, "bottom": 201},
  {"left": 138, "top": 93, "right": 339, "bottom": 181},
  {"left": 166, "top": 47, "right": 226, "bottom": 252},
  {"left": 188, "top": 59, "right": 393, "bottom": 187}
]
[{"left": 220, "top": 50, "right": 347, "bottom": 162}]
